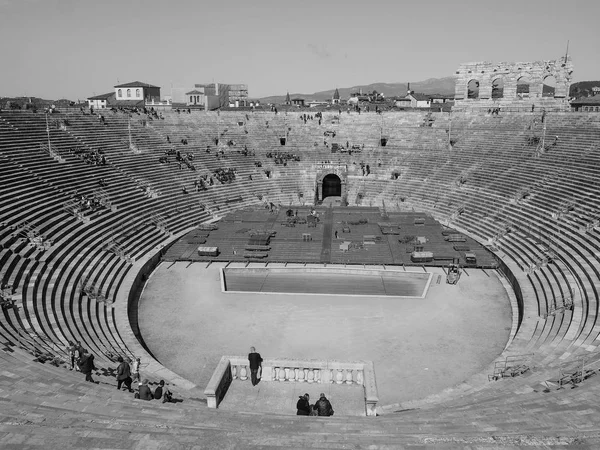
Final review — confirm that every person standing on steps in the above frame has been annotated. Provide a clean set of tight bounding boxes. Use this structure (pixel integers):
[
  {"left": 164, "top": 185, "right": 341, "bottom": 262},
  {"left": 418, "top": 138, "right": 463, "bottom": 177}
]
[
  {"left": 116, "top": 356, "right": 133, "bottom": 392},
  {"left": 78, "top": 349, "right": 96, "bottom": 383},
  {"left": 248, "top": 346, "right": 263, "bottom": 386},
  {"left": 132, "top": 357, "right": 141, "bottom": 383}
]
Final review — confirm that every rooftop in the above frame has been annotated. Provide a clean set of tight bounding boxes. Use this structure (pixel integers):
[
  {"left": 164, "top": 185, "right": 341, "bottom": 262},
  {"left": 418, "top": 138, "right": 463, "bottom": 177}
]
[
  {"left": 114, "top": 81, "right": 160, "bottom": 88},
  {"left": 87, "top": 92, "right": 115, "bottom": 100},
  {"left": 571, "top": 94, "right": 600, "bottom": 105}
]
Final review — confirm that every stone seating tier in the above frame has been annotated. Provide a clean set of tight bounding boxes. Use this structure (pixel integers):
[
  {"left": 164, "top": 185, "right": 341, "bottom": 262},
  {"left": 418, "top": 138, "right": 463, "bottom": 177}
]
[{"left": 2, "top": 109, "right": 600, "bottom": 445}]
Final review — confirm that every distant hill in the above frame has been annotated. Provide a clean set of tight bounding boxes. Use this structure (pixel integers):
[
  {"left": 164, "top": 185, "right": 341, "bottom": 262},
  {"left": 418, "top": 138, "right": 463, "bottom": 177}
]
[
  {"left": 1, "top": 96, "right": 80, "bottom": 109},
  {"left": 260, "top": 77, "right": 456, "bottom": 104},
  {"left": 570, "top": 81, "right": 600, "bottom": 98}
]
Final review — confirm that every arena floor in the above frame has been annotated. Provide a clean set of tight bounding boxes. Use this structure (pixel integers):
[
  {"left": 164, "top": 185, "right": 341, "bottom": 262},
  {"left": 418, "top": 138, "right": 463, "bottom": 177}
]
[{"left": 138, "top": 261, "right": 512, "bottom": 408}]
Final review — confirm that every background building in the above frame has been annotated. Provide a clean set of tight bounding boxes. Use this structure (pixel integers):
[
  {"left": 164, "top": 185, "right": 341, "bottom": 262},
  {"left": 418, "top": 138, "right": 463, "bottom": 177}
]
[
  {"left": 87, "top": 92, "right": 115, "bottom": 109},
  {"left": 114, "top": 81, "right": 161, "bottom": 106}
]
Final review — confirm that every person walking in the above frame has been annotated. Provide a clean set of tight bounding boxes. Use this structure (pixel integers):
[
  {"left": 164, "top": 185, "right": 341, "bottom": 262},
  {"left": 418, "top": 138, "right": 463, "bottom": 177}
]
[
  {"left": 79, "top": 350, "right": 96, "bottom": 383},
  {"left": 248, "top": 346, "right": 263, "bottom": 386},
  {"left": 116, "top": 356, "right": 133, "bottom": 392},
  {"left": 68, "top": 341, "right": 76, "bottom": 370},
  {"left": 132, "top": 357, "right": 141, "bottom": 383}
]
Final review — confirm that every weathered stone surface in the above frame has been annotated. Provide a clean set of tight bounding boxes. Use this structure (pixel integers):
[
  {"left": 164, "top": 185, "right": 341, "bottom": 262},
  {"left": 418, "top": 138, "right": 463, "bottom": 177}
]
[{"left": 454, "top": 56, "right": 574, "bottom": 109}]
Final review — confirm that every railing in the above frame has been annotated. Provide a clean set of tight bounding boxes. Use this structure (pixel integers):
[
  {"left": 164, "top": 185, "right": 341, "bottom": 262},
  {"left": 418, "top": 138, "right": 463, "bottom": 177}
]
[
  {"left": 489, "top": 354, "right": 533, "bottom": 381},
  {"left": 205, "top": 356, "right": 379, "bottom": 416}
]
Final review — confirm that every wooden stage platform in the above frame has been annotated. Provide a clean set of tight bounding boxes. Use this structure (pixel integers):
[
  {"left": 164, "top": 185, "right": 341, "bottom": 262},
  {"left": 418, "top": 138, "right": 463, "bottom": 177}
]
[{"left": 163, "top": 206, "right": 497, "bottom": 268}]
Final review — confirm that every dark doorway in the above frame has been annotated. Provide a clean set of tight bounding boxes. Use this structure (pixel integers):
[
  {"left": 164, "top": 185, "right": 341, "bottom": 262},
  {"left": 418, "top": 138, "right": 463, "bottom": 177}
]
[{"left": 322, "top": 174, "right": 341, "bottom": 198}]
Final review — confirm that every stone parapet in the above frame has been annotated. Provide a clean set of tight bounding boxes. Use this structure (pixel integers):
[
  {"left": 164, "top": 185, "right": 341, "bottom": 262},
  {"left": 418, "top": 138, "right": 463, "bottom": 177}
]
[{"left": 205, "top": 356, "right": 379, "bottom": 416}]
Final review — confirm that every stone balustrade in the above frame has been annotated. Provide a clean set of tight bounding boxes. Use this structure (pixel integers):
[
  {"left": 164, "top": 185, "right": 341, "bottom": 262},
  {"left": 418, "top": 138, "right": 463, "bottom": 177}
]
[{"left": 204, "top": 356, "right": 379, "bottom": 416}]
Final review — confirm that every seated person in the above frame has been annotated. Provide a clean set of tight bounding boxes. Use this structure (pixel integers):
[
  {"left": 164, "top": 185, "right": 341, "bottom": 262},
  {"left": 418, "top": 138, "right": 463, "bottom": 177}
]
[
  {"left": 313, "top": 393, "right": 334, "bottom": 416},
  {"left": 154, "top": 380, "right": 174, "bottom": 403},
  {"left": 135, "top": 379, "right": 154, "bottom": 400}
]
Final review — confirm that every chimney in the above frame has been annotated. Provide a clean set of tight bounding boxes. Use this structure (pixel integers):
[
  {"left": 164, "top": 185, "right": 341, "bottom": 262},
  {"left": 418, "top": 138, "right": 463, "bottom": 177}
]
[{"left": 407, "top": 82, "right": 411, "bottom": 95}]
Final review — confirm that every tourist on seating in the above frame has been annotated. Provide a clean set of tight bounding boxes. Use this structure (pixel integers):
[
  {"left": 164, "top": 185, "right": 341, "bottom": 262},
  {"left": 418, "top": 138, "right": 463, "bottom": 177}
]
[
  {"left": 248, "top": 346, "right": 263, "bottom": 386},
  {"left": 135, "top": 379, "right": 154, "bottom": 400},
  {"left": 76, "top": 341, "right": 85, "bottom": 362},
  {"left": 296, "top": 393, "right": 311, "bottom": 415},
  {"left": 68, "top": 341, "right": 77, "bottom": 370},
  {"left": 154, "top": 380, "right": 173, "bottom": 403},
  {"left": 78, "top": 350, "right": 96, "bottom": 383},
  {"left": 116, "top": 356, "right": 133, "bottom": 392},
  {"left": 132, "top": 357, "right": 141, "bottom": 383},
  {"left": 153, "top": 380, "right": 164, "bottom": 400},
  {"left": 313, "top": 393, "right": 334, "bottom": 416}
]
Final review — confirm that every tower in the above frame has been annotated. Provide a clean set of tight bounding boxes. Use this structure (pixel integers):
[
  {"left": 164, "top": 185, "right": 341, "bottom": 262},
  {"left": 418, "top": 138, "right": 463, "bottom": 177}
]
[{"left": 332, "top": 88, "right": 340, "bottom": 105}]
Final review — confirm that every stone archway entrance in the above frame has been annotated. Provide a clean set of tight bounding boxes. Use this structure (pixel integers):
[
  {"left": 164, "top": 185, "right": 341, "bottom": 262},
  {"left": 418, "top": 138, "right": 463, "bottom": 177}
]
[
  {"left": 322, "top": 174, "right": 341, "bottom": 198},
  {"left": 316, "top": 167, "right": 347, "bottom": 203}
]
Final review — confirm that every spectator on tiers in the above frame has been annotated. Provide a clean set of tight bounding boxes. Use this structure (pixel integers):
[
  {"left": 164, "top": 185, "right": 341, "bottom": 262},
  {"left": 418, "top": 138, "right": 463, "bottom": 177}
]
[
  {"left": 248, "top": 346, "right": 263, "bottom": 386},
  {"left": 153, "top": 380, "right": 173, "bottom": 403},
  {"left": 313, "top": 393, "right": 334, "bottom": 416},
  {"left": 116, "top": 356, "right": 133, "bottom": 392},
  {"left": 296, "top": 393, "right": 311, "bottom": 415},
  {"left": 68, "top": 341, "right": 77, "bottom": 370},
  {"left": 135, "top": 379, "right": 154, "bottom": 400},
  {"left": 78, "top": 349, "right": 96, "bottom": 383},
  {"left": 132, "top": 357, "right": 141, "bottom": 382}
]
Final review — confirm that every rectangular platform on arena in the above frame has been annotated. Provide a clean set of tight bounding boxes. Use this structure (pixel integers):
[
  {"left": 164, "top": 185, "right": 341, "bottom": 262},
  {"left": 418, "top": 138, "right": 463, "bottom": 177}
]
[{"left": 220, "top": 266, "right": 432, "bottom": 298}]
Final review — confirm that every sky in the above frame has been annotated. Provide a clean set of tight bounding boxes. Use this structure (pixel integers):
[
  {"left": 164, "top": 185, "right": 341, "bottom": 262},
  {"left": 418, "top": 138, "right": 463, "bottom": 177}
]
[{"left": 0, "top": 0, "right": 598, "bottom": 100}]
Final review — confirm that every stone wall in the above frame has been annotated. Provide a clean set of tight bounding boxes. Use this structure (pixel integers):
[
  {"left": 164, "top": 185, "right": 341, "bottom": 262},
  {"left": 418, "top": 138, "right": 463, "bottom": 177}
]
[{"left": 454, "top": 56, "right": 573, "bottom": 110}]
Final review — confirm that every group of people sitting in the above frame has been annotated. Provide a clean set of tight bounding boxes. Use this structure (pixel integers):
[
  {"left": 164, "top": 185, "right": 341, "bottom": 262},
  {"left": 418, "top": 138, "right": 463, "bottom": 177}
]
[
  {"left": 116, "top": 356, "right": 174, "bottom": 403},
  {"left": 213, "top": 167, "right": 237, "bottom": 184},
  {"left": 296, "top": 393, "right": 334, "bottom": 417},
  {"left": 66, "top": 341, "right": 176, "bottom": 403},
  {"left": 71, "top": 147, "right": 107, "bottom": 166},
  {"left": 265, "top": 151, "right": 300, "bottom": 165},
  {"left": 75, "top": 194, "right": 104, "bottom": 213}
]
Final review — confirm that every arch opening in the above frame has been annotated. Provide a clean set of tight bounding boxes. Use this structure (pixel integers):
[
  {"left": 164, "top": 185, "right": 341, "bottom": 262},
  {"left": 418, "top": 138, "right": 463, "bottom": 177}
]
[
  {"left": 467, "top": 79, "right": 480, "bottom": 99},
  {"left": 492, "top": 78, "right": 504, "bottom": 99},
  {"left": 543, "top": 75, "right": 557, "bottom": 97},
  {"left": 322, "top": 174, "right": 341, "bottom": 198},
  {"left": 517, "top": 76, "right": 531, "bottom": 99}
]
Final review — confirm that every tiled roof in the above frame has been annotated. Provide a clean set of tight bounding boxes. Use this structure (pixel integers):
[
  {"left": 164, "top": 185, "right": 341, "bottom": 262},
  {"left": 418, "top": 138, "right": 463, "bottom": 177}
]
[
  {"left": 87, "top": 92, "right": 114, "bottom": 101},
  {"left": 114, "top": 81, "right": 159, "bottom": 88},
  {"left": 333, "top": 88, "right": 340, "bottom": 99},
  {"left": 411, "top": 93, "right": 430, "bottom": 101},
  {"left": 185, "top": 90, "right": 205, "bottom": 95},
  {"left": 571, "top": 94, "right": 600, "bottom": 105}
]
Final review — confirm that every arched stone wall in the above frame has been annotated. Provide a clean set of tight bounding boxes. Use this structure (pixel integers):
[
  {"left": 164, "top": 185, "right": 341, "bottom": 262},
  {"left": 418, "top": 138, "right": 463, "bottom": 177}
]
[
  {"left": 454, "top": 56, "right": 573, "bottom": 109},
  {"left": 316, "top": 165, "right": 348, "bottom": 202}
]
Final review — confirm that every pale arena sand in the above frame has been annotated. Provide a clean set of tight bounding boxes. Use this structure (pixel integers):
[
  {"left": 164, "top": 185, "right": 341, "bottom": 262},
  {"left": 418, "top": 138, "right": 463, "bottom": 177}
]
[{"left": 138, "top": 261, "right": 512, "bottom": 407}]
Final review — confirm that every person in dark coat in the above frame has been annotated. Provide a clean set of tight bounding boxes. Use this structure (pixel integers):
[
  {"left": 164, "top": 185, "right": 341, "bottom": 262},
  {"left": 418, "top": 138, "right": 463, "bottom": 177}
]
[
  {"left": 79, "top": 350, "right": 96, "bottom": 383},
  {"left": 296, "top": 393, "right": 311, "bottom": 415},
  {"left": 313, "top": 393, "right": 334, "bottom": 416},
  {"left": 116, "top": 356, "right": 133, "bottom": 391},
  {"left": 136, "top": 379, "right": 153, "bottom": 400},
  {"left": 248, "top": 346, "right": 263, "bottom": 386},
  {"left": 154, "top": 380, "right": 173, "bottom": 403}
]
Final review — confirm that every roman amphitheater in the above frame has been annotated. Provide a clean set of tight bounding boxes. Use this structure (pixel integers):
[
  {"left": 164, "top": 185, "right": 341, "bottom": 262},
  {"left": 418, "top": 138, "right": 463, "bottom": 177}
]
[{"left": 2, "top": 57, "right": 600, "bottom": 448}]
